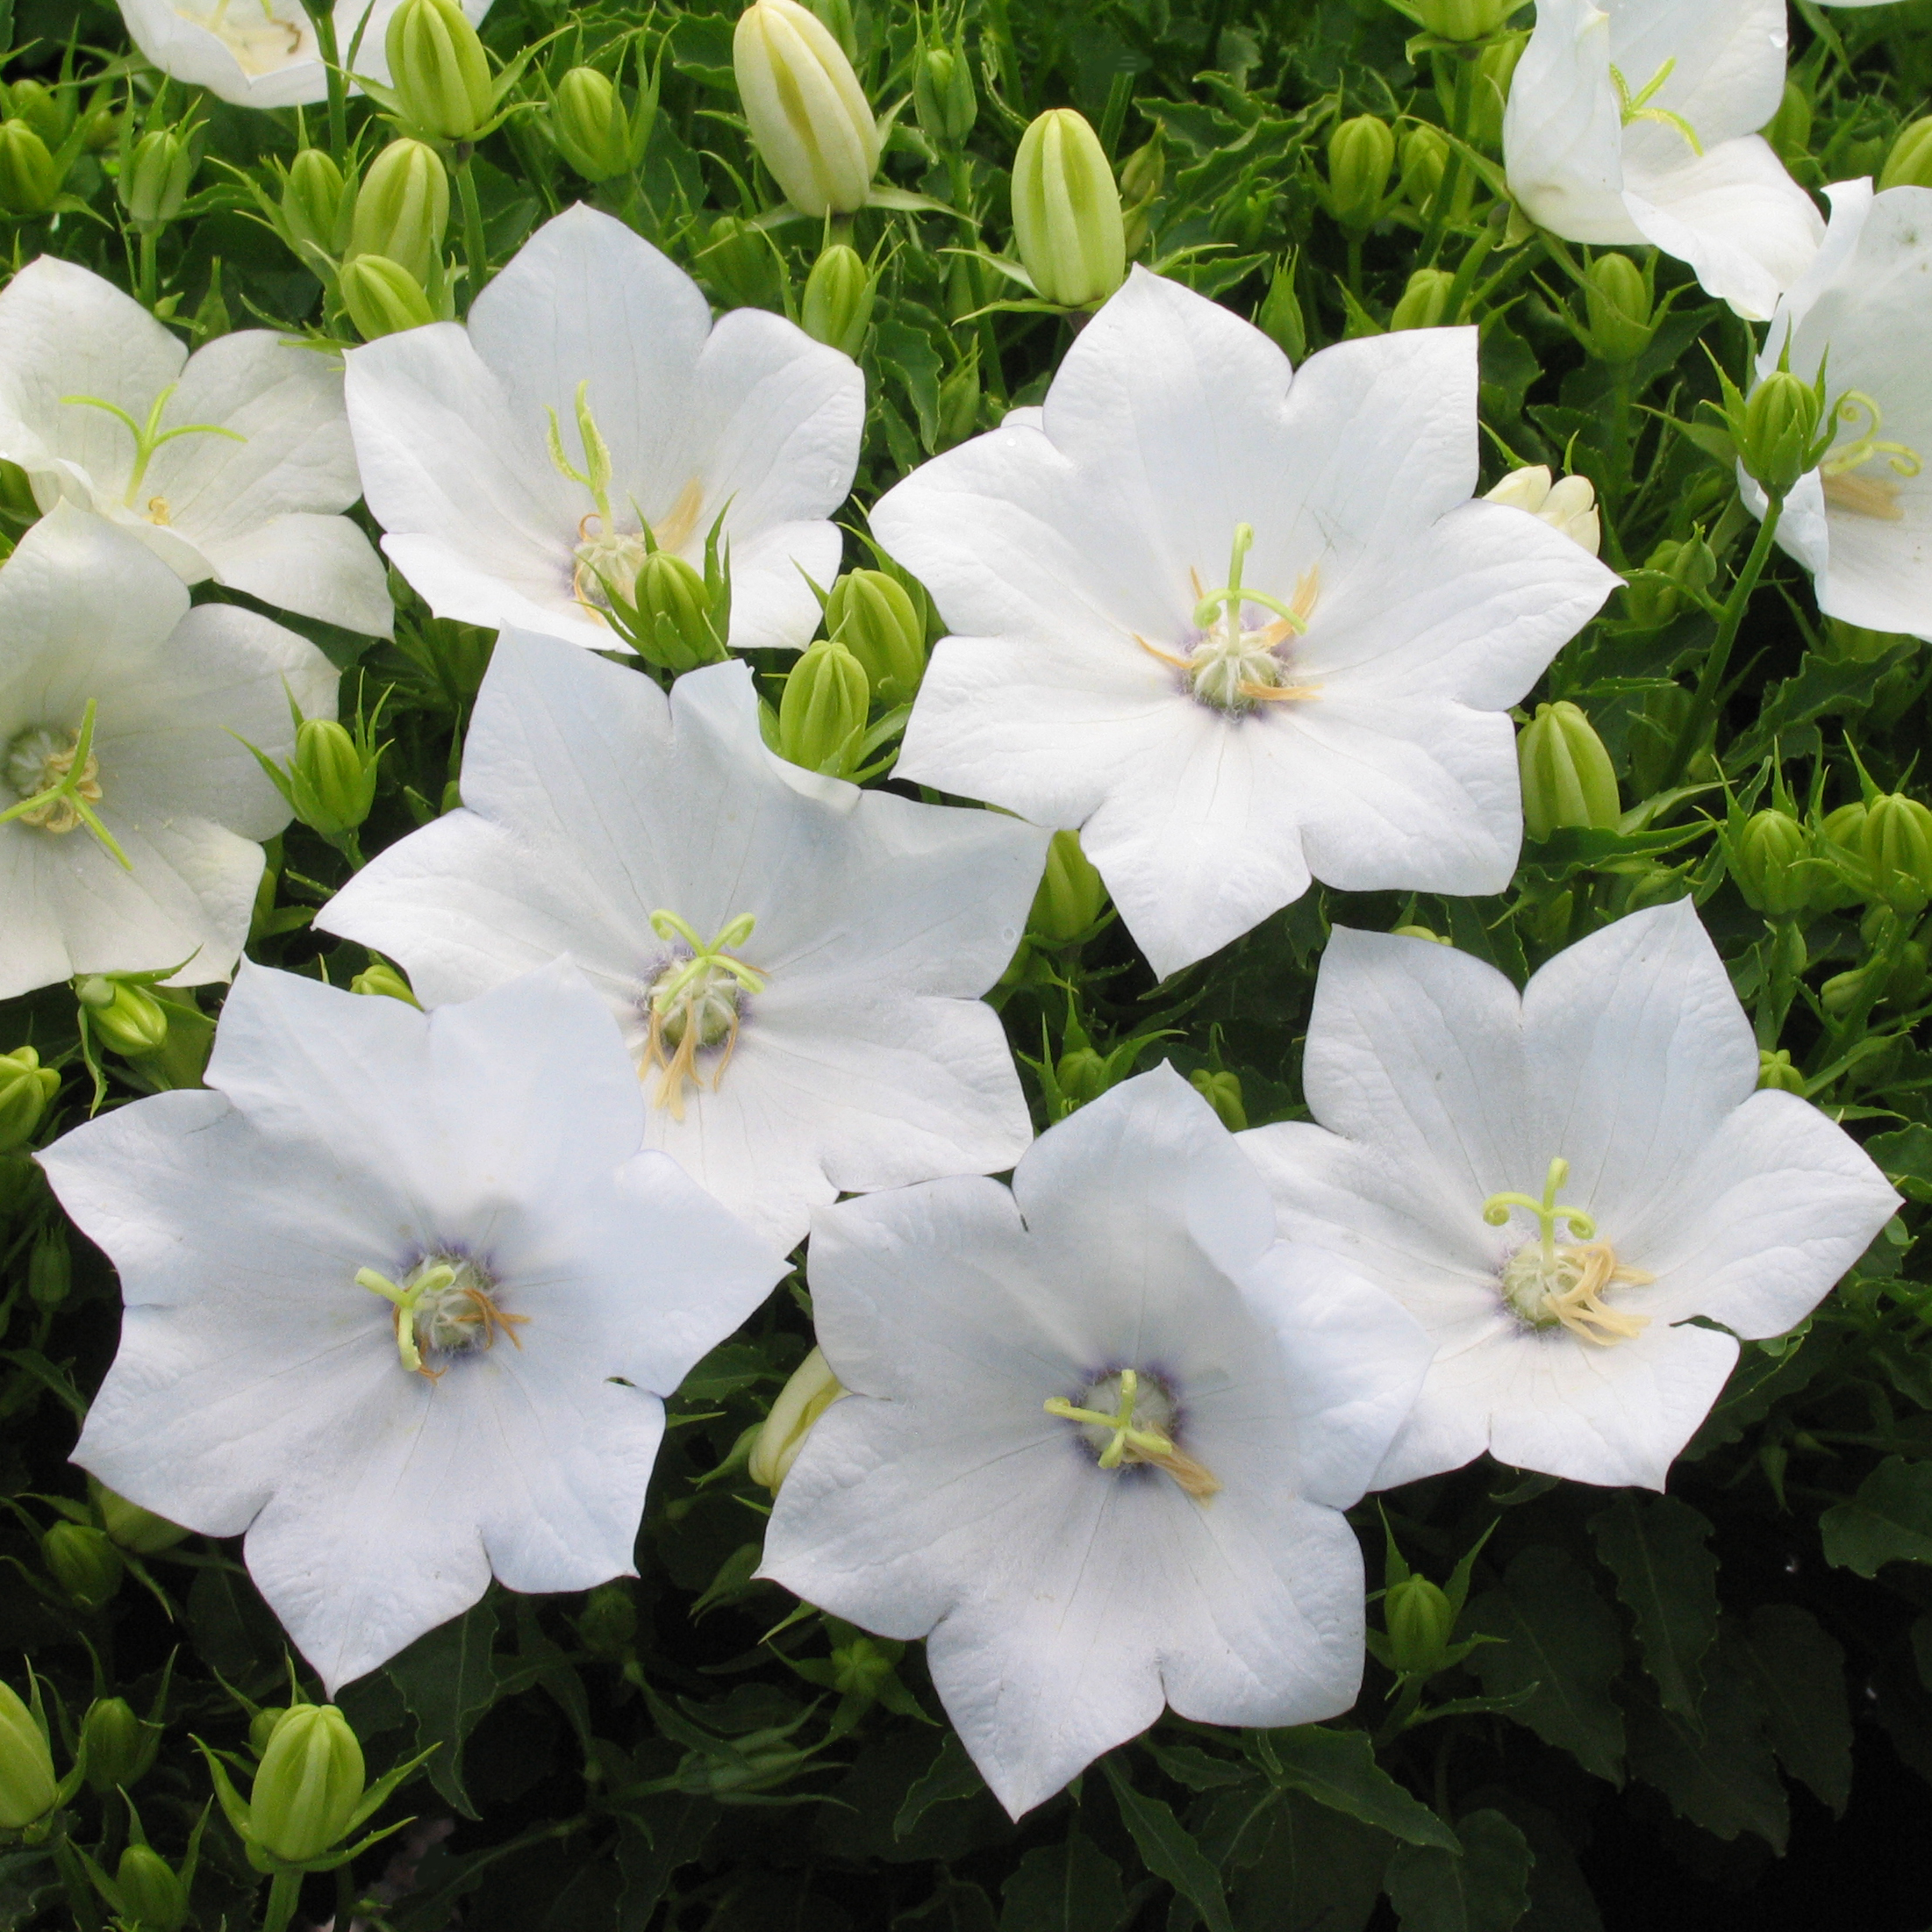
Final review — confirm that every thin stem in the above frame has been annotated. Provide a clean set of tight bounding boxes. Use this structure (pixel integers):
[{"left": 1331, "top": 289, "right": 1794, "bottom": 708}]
[
  {"left": 311, "top": 1, "right": 347, "bottom": 164},
  {"left": 262, "top": 1869, "right": 304, "bottom": 1932},
  {"left": 137, "top": 226, "right": 159, "bottom": 310},
  {"left": 335, "top": 1862, "right": 358, "bottom": 1931},
  {"left": 454, "top": 146, "right": 490, "bottom": 309}
]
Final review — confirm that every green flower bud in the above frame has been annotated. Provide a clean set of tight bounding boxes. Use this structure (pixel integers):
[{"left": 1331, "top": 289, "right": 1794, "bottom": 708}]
[
  {"left": 1757, "top": 1048, "right": 1807, "bottom": 1094},
  {"left": 576, "top": 1580, "right": 637, "bottom": 1659},
  {"left": 339, "top": 254, "right": 437, "bottom": 340},
  {"left": 5, "top": 81, "right": 69, "bottom": 147},
  {"left": 1763, "top": 79, "right": 1813, "bottom": 167},
  {"left": 776, "top": 637, "right": 869, "bottom": 776},
  {"left": 1518, "top": 701, "right": 1620, "bottom": 842},
  {"left": 1385, "top": 1573, "right": 1456, "bottom": 1674},
  {"left": 349, "top": 962, "right": 419, "bottom": 1005},
  {"left": 748, "top": 1347, "right": 845, "bottom": 1491},
  {"left": 26, "top": 1221, "right": 68, "bottom": 1310},
  {"left": 42, "top": 1522, "right": 122, "bottom": 1611},
  {"left": 733, "top": 0, "right": 879, "bottom": 218},
  {"left": 550, "top": 67, "right": 638, "bottom": 182},
  {"left": 1470, "top": 31, "right": 1528, "bottom": 148},
  {"left": 1623, "top": 535, "right": 1716, "bottom": 628},
  {"left": 1256, "top": 259, "right": 1306, "bottom": 361},
  {"left": 89, "top": 1478, "right": 190, "bottom": 1556},
  {"left": 82, "top": 1698, "right": 160, "bottom": 1796},
  {"left": 826, "top": 568, "right": 924, "bottom": 705},
  {"left": 801, "top": 243, "right": 875, "bottom": 359},
  {"left": 1821, "top": 963, "right": 1873, "bottom": 1017},
  {"left": 120, "top": 128, "right": 196, "bottom": 228},
  {"left": 1391, "top": 267, "right": 1455, "bottom": 332},
  {"left": 1880, "top": 116, "right": 1932, "bottom": 192},
  {"left": 1328, "top": 114, "right": 1395, "bottom": 231},
  {"left": 349, "top": 140, "right": 448, "bottom": 289},
  {"left": 1739, "top": 369, "right": 1824, "bottom": 496},
  {"left": 698, "top": 213, "right": 786, "bottom": 312},
  {"left": 829, "top": 1634, "right": 895, "bottom": 1699},
  {"left": 0, "top": 1048, "right": 58, "bottom": 1156},
  {"left": 1013, "top": 109, "right": 1126, "bottom": 310},
  {"left": 1729, "top": 809, "right": 1811, "bottom": 917},
  {"left": 1189, "top": 1069, "right": 1248, "bottom": 1133},
  {"left": 386, "top": 0, "right": 494, "bottom": 142},
  {"left": 1119, "top": 132, "right": 1165, "bottom": 211},
  {"left": 912, "top": 39, "right": 976, "bottom": 148},
  {"left": 0, "top": 1681, "right": 57, "bottom": 1831},
  {"left": 1887, "top": 939, "right": 1929, "bottom": 1007},
  {"left": 1399, "top": 124, "right": 1448, "bottom": 214},
  {"left": 937, "top": 361, "right": 980, "bottom": 448},
  {"left": 280, "top": 147, "right": 347, "bottom": 264},
  {"left": 1582, "top": 252, "right": 1654, "bottom": 363},
  {"left": 250, "top": 1705, "right": 365, "bottom": 1865},
  {"left": 113, "top": 1844, "right": 188, "bottom": 1932},
  {"left": 630, "top": 548, "right": 726, "bottom": 672},
  {"left": 0, "top": 120, "right": 61, "bottom": 218},
  {"left": 248, "top": 1707, "right": 288, "bottom": 1759},
  {"left": 291, "top": 719, "right": 378, "bottom": 837},
  {"left": 1403, "top": 0, "right": 1523, "bottom": 41},
  {"left": 76, "top": 978, "right": 170, "bottom": 1059},
  {"left": 1055, "top": 1045, "right": 1108, "bottom": 1107},
  {"left": 1862, "top": 793, "right": 1932, "bottom": 915},
  {"left": 1029, "top": 829, "right": 1108, "bottom": 943}
]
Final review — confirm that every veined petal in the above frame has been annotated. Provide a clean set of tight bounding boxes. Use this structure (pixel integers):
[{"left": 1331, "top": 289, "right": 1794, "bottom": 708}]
[{"left": 1504, "top": 0, "right": 1638, "bottom": 245}]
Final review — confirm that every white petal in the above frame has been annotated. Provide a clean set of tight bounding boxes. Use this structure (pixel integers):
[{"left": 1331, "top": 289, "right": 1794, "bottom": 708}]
[
  {"left": 1503, "top": 0, "right": 1639, "bottom": 244},
  {"left": 199, "top": 513, "right": 395, "bottom": 637},
  {"left": 1606, "top": 0, "right": 1788, "bottom": 152}
]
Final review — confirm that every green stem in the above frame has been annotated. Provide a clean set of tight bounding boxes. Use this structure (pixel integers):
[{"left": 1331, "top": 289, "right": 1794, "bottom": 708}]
[
  {"left": 311, "top": 1, "right": 347, "bottom": 164},
  {"left": 262, "top": 1869, "right": 304, "bottom": 1932},
  {"left": 1345, "top": 231, "right": 1363, "bottom": 297},
  {"left": 137, "top": 226, "right": 158, "bottom": 311},
  {"left": 454, "top": 146, "right": 490, "bottom": 309},
  {"left": 335, "top": 1863, "right": 358, "bottom": 1929},
  {"left": 1421, "top": 53, "right": 1478, "bottom": 265}
]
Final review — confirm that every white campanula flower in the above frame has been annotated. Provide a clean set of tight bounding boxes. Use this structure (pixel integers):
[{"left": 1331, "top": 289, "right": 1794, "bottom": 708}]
[
  {"left": 1503, "top": 0, "right": 1823, "bottom": 322},
  {"left": 760, "top": 1066, "right": 1433, "bottom": 1819},
  {"left": 318, "top": 635, "right": 1048, "bottom": 1252},
  {"left": 41, "top": 959, "right": 784, "bottom": 1692},
  {"left": 116, "top": 0, "right": 491, "bottom": 111},
  {"left": 0, "top": 504, "right": 335, "bottom": 1001},
  {"left": 0, "top": 257, "right": 391, "bottom": 636},
  {"left": 343, "top": 204, "right": 863, "bottom": 655},
  {"left": 870, "top": 268, "right": 1617, "bottom": 980},
  {"left": 1748, "top": 180, "right": 1932, "bottom": 641},
  {"left": 1241, "top": 903, "right": 1898, "bottom": 1492}
]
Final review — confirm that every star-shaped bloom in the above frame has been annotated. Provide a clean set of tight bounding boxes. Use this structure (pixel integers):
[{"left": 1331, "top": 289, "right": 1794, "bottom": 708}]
[
  {"left": 318, "top": 634, "right": 1047, "bottom": 1251},
  {"left": 115, "top": 0, "right": 491, "bottom": 111},
  {"left": 0, "top": 257, "right": 390, "bottom": 636},
  {"left": 760, "top": 1065, "right": 1432, "bottom": 1819},
  {"left": 343, "top": 204, "right": 863, "bottom": 655},
  {"left": 869, "top": 269, "right": 1617, "bottom": 979},
  {"left": 1241, "top": 903, "right": 1898, "bottom": 1492},
  {"left": 0, "top": 504, "right": 336, "bottom": 1001},
  {"left": 1503, "top": 0, "right": 1823, "bottom": 322},
  {"left": 1745, "top": 180, "right": 1932, "bottom": 642},
  {"left": 41, "top": 958, "right": 784, "bottom": 1692}
]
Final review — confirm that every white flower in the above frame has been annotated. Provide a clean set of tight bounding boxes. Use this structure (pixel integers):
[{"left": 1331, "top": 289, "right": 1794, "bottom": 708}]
[
  {"left": 318, "top": 634, "right": 1047, "bottom": 1251},
  {"left": 116, "top": 0, "right": 491, "bottom": 111},
  {"left": 1484, "top": 464, "right": 1602, "bottom": 555},
  {"left": 0, "top": 504, "right": 335, "bottom": 1001},
  {"left": 41, "top": 957, "right": 784, "bottom": 1692},
  {"left": 1503, "top": 0, "right": 1824, "bottom": 321},
  {"left": 343, "top": 204, "right": 863, "bottom": 655},
  {"left": 870, "top": 268, "right": 1617, "bottom": 980},
  {"left": 759, "top": 1065, "right": 1432, "bottom": 1819},
  {"left": 0, "top": 257, "right": 390, "bottom": 636},
  {"left": 1241, "top": 903, "right": 1898, "bottom": 1492},
  {"left": 1747, "top": 180, "right": 1932, "bottom": 642}
]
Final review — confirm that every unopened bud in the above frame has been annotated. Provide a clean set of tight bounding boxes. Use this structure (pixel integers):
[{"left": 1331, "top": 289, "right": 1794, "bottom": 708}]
[
  {"left": 698, "top": 212, "right": 785, "bottom": 311},
  {"left": 76, "top": 979, "right": 170, "bottom": 1059},
  {"left": 349, "top": 962, "right": 419, "bottom": 1005},
  {"left": 4, "top": 80, "right": 68, "bottom": 147},
  {"left": 1862, "top": 793, "right": 1932, "bottom": 915},
  {"left": 1729, "top": 809, "right": 1811, "bottom": 917},
  {"left": 292, "top": 719, "right": 377, "bottom": 837},
  {"left": 1739, "top": 369, "right": 1824, "bottom": 495},
  {"left": 576, "top": 1581, "right": 637, "bottom": 1659},
  {"left": 776, "top": 637, "right": 869, "bottom": 776},
  {"left": 349, "top": 139, "right": 448, "bottom": 289},
  {"left": 1385, "top": 1573, "right": 1456, "bottom": 1674},
  {"left": 1055, "top": 1045, "right": 1108, "bottom": 1108},
  {"left": 801, "top": 243, "right": 875, "bottom": 359},
  {"left": 82, "top": 1698, "right": 160, "bottom": 1796},
  {"left": 1582, "top": 252, "right": 1654, "bottom": 363},
  {"left": 89, "top": 1478, "right": 190, "bottom": 1555},
  {"left": 387, "top": 0, "right": 495, "bottom": 142},
  {"left": 1518, "top": 701, "right": 1620, "bottom": 841},
  {"left": 26, "top": 1222, "right": 68, "bottom": 1310},
  {"left": 826, "top": 568, "right": 924, "bottom": 704},
  {"left": 250, "top": 1706, "right": 364, "bottom": 1865},
  {"left": 631, "top": 548, "right": 726, "bottom": 672},
  {"left": 0, "top": 119, "right": 61, "bottom": 218},
  {"left": 42, "top": 1521, "right": 121, "bottom": 1611},
  {"left": 113, "top": 1845, "right": 188, "bottom": 1932},
  {"left": 912, "top": 39, "right": 976, "bottom": 148},
  {"left": 1624, "top": 534, "right": 1716, "bottom": 627},
  {"left": 550, "top": 67, "right": 638, "bottom": 182},
  {"left": 1012, "top": 109, "right": 1125, "bottom": 309},
  {"left": 121, "top": 128, "right": 195, "bottom": 228},
  {"left": 1189, "top": 1069, "right": 1248, "bottom": 1132},
  {"left": 1256, "top": 260, "right": 1306, "bottom": 361},
  {"left": 1485, "top": 465, "right": 1600, "bottom": 553},
  {"left": 0, "top": 1048, "right": 58, "bottom": 1155},
  {"left": 1880, "top": 116, "right": 1932, "bottom": 192},
  {"left": 829, "top": 1634, "right": 896, "bottom": 1699},
  {"left": 1402, "top": 0, "right": 1523, "bottom": 39},
  {"left": 1762, "top": 79, "right": 1812, "bottom": 167},
  {"left": 340, "top": 254, "right": 437, "bottom": 340},
  {"left": 1029, "top": 829, "right": 1108, "bottom": 943},
  {"left": 1757, "top": 1048, "right": 1807, "bottom": 1094},
  {"left": 1399, "top": 124, "right": 1448, "bottom": 213},
  {"left": 280, "top": 147, "right": 347, "bottom": 263},
  {"left": 748, "top": 1347, "right": 845, "bottom": 1491},
  {"left": 0, "top": 1682, "right": 57, "bottom": 1830},
  {"left": 1391, "top": 268, "right": 1454, "bottom": 332},
  {"left": 734, "top": 0, "right": 879, "bottom": 217},
  {"left": 1328, "top": 114, "right": 1394, "bottom": 231}
]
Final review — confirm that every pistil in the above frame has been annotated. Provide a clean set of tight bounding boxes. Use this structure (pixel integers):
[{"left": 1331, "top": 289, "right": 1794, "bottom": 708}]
[
  {"left": 1483, "top": 1157, "right": 1654, "bottom": 1347},
  {"left": 1046, "top": 1368, "right": 1221, "bottom": 1499},
  {"left": 1820, "top": 391, "right": 1921, "bottom": 522},
  {"left": 1611, "top": 58, "right": 1703, "bottom": 154},
  {"left": 641, "top": 910, "right": 767, "bottom": 1118},
  {"left": 357, "top": 1253, "right": 526, "bottom": 1380},
  {"left": 2, "top": 699, "right": 130, "bottom": 868}
]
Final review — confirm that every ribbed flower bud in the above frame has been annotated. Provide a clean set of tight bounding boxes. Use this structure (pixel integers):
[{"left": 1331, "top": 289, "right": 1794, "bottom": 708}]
[
  {"left": 698, "top": 212, "right": 784, "bottom": 311},
  {"left": 113, "top": 1846, "right": 188, "bottom": 1932},
  {"left": 82, "top": 1698, "right": 159, "bottom": 1796},
  {"left": 1739, "top": 369, "right": 1824, "bottom": 496},
  {"left": 250, "top": 1706, "right": 365, "bottom": 1866},
  {"left": 1391, "top": 267, "right": 1454, "bottom": 331},
  {"left": 0, "top": 1682, "right": 57, "bottom": 1831},
  {"left": 42, "top": 1522, "right": 122, "bottom": 1611},
  {"left": 1399, "top": 124, "right": 1448, "bottom": 213},
  {"left": 1518, "top": 701, "right": 1620, "bottom": 841},
  {"left": 4, "top": 81, "right": 68, "bottom": 146},
  {"left": 339, "top": 254, "right": 436, "bottom": 340},
  {"left": 749, "top": 1347, "right": 845, "bottom": 1491},
  {"left": 550, "top": 67, "right": 637, "bottom": 182},
  {"left": 280, "top": 147, "right": 347, "bottom": 263},
  {"left": 1029, "top": 829, "right": 1108, "bottom": 943},
  {"left": 1189, "top": 1069, "right": 1248, "bottom": 1132},
  {"left": 826, "top": 568, "right": 924, "bottom": 705},
  {"left": 1624, "top": 535, "right": 1716, "bottom": 627},
  {"left": 290, "top": 719, "right": 378, "bottom": 837},
  {"left": 576, "top": 1581, "right": 637, "bottom": 1659},
  {"left": 776, "top": 637, "right": 869, "bottom": 775},
  {"left": 0, "top": 119, "right": 61, "bottom": 218},
  {"left": 1757, "top": 1048, "right": 1807, "bottom": 1094},
  {"left": 1404, "top": 0, "right": 1523, "bottom": 39},
  {"left": 1582, "top": 252, "right": 1654, "bottom": 363},
  {"left": 1256, "top": 259, "right": 1306, "bottom": 361},
  {"left": 1012, "top": 109, "right": 1126, "bottom": 309},
  {"left": 1861, "top": 793, "right": 1932, "bottom": 915},
  {"left": 630, "top": 549, "right": 726, "bottom": 672},
  {"left": 120, "top": 128, "right": 195, "bottom": 227},
  {"left": 1385, "top": 1573, "right": 1456, "bottom": 1674},
  {"left": 912, "top": 38, "right": 976, "bottom": 148},
  {"left": 1880, "top": 117, "right": 1932, "bottom": 192},
  {"left": 75, "top": 978, "right": 170, "bottom": 1059},
  {"left": 349, "top": 140, "right": 448, "bottom": 289},
  {"left": 386, "top": 0, "right": 494, "bottom": 142},
  {"left": 1328, "top": 114, "right": 1394, "bottom": 231},
  {"left": 0, "top": 1048, "right": 58, "bottom": 1156},
  {"left": 1729, "top": 809, "right": 1811, "bottom": 917},
  {"left": 26, "top": 1224, "right": 68, "bottom": 1310},
  {"left": 1055, "top": 1045, "right": 1108, "bottom": 1108},
  {"left": 801, "top": 243, "right": 875, "bottom": 358},
  {"left": 90, "top": 1478, "right": 190, "bottom": 1556},
  {"left": 733, "top": 0, "right": 879, "bottom": 218}
]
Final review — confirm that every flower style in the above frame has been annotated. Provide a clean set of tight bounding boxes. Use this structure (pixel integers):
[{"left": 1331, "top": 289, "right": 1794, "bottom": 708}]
[
  {"left": 343, "top": 204, "right": 863, "bottom": 655},
  {"left": 1747, "top": 180, "right": 1932, "bottom": 642},
  {"left": 0, "top": 257, "right": 390, "bottom": 636},
  {"left": 1503, "top": 0, "right": 1823, "bottom": 321},
  {"left": 1241, "top": 903, "right": 1899, "bottom": 1492},
  {"left": 40, "top": 959, "right": 784, "bottom": 1692},
  {"left": 318, "top": 634, "right": 1048, "bottom": 1251},
  {"left": 116, "top": 0, "right": 491, "bottom": 111},
  {"left": 870, "top": 269, "right": 1618, "bottom": 979},
  {"left": 0, "top": 504, "right": 336, "bottom": 1002},
  {"left": 759, "top": 1066, "right": 1433, "bottom": 1819}
]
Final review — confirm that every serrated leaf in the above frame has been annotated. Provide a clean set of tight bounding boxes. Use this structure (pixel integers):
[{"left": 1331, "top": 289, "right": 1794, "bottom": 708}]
[
  {"left": 1739, "top": 1605, "right": 1852, "bottom": 1814},
  {"left": 1820, "top": 1456, "right": 1932, "bottom": 1576},
  {"left": 1102, "top": 1757, "right": 1234, "bottom": 1932},
  {"left": 1867, "top": 1124, "right": 1932, "bottom": 1204},
  {"left": 1384, "top": 1810, "right": 1533, "bottom": 1932},
  {"left": 1588, "top": 1495, "right": 1718, "bottom": 1720},
  {"left": 1142, "top": 1737, "right": 1252, "bottom": 1790},
  {"left": 1231, "top": 1788, "right": 1387, "bottom": 1932},
  {"left": 385, "top": 1594, "right": 502, "bottom": 1819},
  {"left": 998, "top": 1828, "right": 1125, "bottom": 1932},
  {"left": 894, "top": 1729, "right": 985, "bottom": 1841},
  {"left": 1259, "top": 1727, "right": 1459, "bottom": 1850}
]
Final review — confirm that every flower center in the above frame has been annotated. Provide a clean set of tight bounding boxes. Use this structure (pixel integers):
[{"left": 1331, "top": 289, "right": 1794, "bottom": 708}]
[
  {"left": 5, "top": 723, "right": 101, "bottom": 834},
  {"left": 1611, "top": 57, "right": 1703, "bottom": 155},
  {"left": 1820, "top": 391, "right": 1921, "bottom": 523},
  {"left": 181, "top": 0, "right": 311, "bottom": 75},
  {"left": 1135, "top": 523, "right": 1321, "bottom": 716},
  {"left": 356, "top": 1251, "right": 526, "bottom": 1381},
  {"left": 1045, "top": 1367, "right": 1222, "bottom": 1499},
  {"left": 641, "top": 909, "right": 767, "bottom": 1119},
  {"left": 1483, "top": 1156, "right": 1654, "bottom": 1347}
]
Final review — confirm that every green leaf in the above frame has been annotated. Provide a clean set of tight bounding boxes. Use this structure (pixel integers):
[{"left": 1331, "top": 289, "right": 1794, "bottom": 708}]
[
  {"left": 1820, "top": 1456, "right": 1932, "bottom": 1576},
  {"left": 1738, "top": 1605, "right": 1852, "bottom": 1814},
  {"left": 385, "top": 1594, "right": 503, "bottom": 1819},
  {"left": 1102, "top": 1757, "right": 1234, "bottom": 1932},
  {"left": 1231, "top": 1789, "right": 1388, "bottom": 1932},
  {"left": 1588, "top": 1495, "right": 1718, "bottom": 1720},
  {"left": 1466, "top": 1547, "right": 1626, "bottom": 1785},
  {"left": 998, "top": 1829, "right": 1125, "bottom": 1932},
  {"left": 1384, "top": 1810, "right": 1533, "bottom": 1932},
  {"left": 894, "top": 1729, "right": 986, "bottom": 1842},
  {"left": 1257, "top": 1727, "right": 1459, "bottom": 1850},
  {"left": 1141, "top": 1737, "right": 1252, "bottom": 1790},
  {"left": 1867, "top": 1124, "right": 1932, "bottom": 1204},
  {"left": 896, "top": 1879, "right": 999, "bottom": 1932}
]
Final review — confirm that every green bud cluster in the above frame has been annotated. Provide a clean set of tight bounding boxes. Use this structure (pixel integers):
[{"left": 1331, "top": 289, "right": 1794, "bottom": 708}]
[
  {"left": 75, "top": 977, "right": 171, "bottom": 1059},
  {"left": 350, "top": 140, "right": 449, "bottom": 290},
  {"left": 120, "top": 127, "right": 195, "bottom": 229},
  {"left": 0, "top": 1048, "right": 58, "bottom": 1155},
  {"left": 1391, "top": 267, "right": 1455, "bottom": 331},
  {"left": 0, "top": 118, "right": 62, "bottom": 218},
  {"left": 802, "top": 243, "right": 876, "bottom": 359},
  {"left": 1579, "top": 254, "right": 1656, "bottom": 364},
  {"left": 0, "top": 1680, "right": 58, "bottom": 1832},
  {"left": 776, "top": 636, "right": 869, "bottom": 776},
  {"left": 550, "top": 54, "right": 657, "bottom": 183},
  {"left": 1029, "top": 829, "right": 1108, "bottom": 944},
  {"left": 913, "top": 28, "right": 977, "bottom": 149}
]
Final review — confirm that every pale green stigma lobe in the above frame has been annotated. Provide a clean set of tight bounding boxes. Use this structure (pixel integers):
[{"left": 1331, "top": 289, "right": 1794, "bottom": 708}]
[
  {"left": 1046, "top": 1368, "right": 1222, "bottom": 1499},
  {"left": 642, "top": 910, "right": 767, "bottom": 1118},
  {"left": 1610, "top": 58, "right": 1702, "bottom": 155},
  {"left": 0, "top": 699, "right": 131, "bottom": 868},
  {"left": 359, "top": 1253, "right": 525, "bottom": 1379},
  {"left": 61, "top": 383, "right": 246, "bottom": 507},
  {"left": 1484, "top": 1156, "right": 1653, "bottom": 1348}
]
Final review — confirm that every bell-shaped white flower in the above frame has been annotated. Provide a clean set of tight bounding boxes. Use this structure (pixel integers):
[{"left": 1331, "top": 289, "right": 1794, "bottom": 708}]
[
  {"left": 42, "top": 958, "right": 784, "bottom": 1692},
  {"left": 343, "top": 204, "right": 863, "bottom": 655},
  {"left": 870, "top": 269, "right": 1617, "bottom": 980},
  {"left": 115, "top": 0, "right": 492, "bottom": 111},
  {"left": 1504, "top": 0, "right": 1822, "bottom": 321},
  {"left": 0, "top": 257, "right": 390, "bottom": 636},
  {"left": 0, "top": 504, "right": 335, "bottom": 1001},
  {"left": 1747, "top": 180, "right": 1932, "bottom": 641},
  {"left": 760, "top": 1065, "right": 1433, "bottom": 1819},
  {"left": 1241, "top": 903, "right": 1898, "bottom": 1492},
  {"left": 318, "top": 634, "right": 1047, "bottom": 1251}
]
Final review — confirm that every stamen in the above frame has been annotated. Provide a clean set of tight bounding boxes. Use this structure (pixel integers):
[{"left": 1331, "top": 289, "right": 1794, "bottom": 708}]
[
  {"left": 1144, "top": 530, "right": 1322, "bottom": 716},
  {"left": 1486, "top": 1156, "right": 1654, "bottom": 1347},
  {"left": 641, "top": 910, "right": 767, "bottom": 1118},
  {"left": 1819, "top": 393, "right": 1921, "bottom": 520},
  {"left": 1046, "top": 1368, "right": 1222, "bottom": 1499},
  {"left": 1, "top": 699, "right": 131, "bottom": 869}
]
